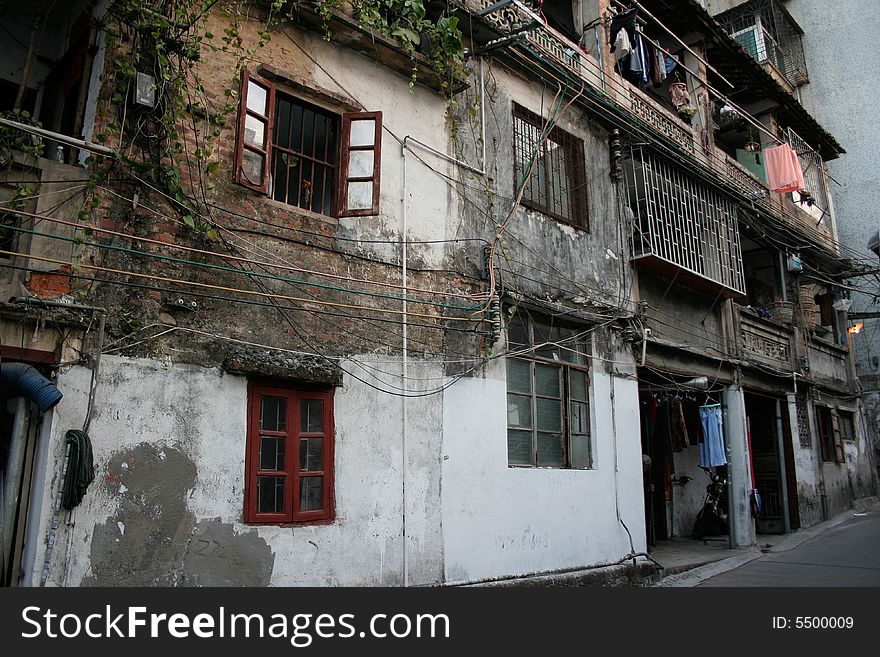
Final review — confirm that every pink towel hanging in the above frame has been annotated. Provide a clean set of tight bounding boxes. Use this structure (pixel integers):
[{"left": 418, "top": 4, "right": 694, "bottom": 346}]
[{"left": 764, "top": 143, "right": 806, "bottom": 193}]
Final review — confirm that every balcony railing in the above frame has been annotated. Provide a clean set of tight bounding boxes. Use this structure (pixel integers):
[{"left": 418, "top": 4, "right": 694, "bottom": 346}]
[
  {"left": 457, "top": 1, "right": 834, "bottom": 251},
  {"left": 734, "top": 306, "right": 795, "bottom": 371},
  {"left": 806, "top": 339, "right": 851, "bottom": 388}
]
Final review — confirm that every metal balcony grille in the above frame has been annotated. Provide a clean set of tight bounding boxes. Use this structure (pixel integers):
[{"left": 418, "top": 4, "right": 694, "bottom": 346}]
[
  {"left": 719, "top": 0, "right": 808, "bottom": 87},
  {"left": 785, "top": 127, "right": 830, "bottom": 216},
  {"left": 625, "top": 146, "right": 746, "bottom": 295}
]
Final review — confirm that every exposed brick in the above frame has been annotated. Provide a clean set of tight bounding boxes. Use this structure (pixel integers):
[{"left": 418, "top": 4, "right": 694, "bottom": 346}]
[{"left": 26, "top": 266, "right": 72, "bottom": 298}]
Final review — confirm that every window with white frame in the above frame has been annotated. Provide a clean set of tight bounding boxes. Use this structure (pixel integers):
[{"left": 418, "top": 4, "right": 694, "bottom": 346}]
[{"left": 505, "top": 310, "right": 592, "bottom": 469}]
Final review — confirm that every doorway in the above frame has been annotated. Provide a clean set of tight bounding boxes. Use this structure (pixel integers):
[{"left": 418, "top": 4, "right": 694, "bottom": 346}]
[{"left": 744, "top": 392, "right": 799, "bottom": 534}]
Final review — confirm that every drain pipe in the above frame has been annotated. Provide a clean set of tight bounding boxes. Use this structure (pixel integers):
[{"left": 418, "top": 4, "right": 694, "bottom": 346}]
[
  {"left": 401, "top": 138, "right": 410, "bottom": 588},
  {"left": 1, "top": 398, "right": 30, "bottom": 582},
  {"left": 479, "top": 57, "right": 487, "bottom": 172}
]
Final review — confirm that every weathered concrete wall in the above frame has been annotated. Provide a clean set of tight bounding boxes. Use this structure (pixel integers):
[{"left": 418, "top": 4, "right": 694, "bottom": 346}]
[
  {"left": 785, "top": 1, "right": 880, "bottom": 395},
  {"left": 639, "top": 274, "right": 728, "bottom": 358},
  {"left": 671, "top": 444, "right": 709, "bottom": 538},
  {"left": 440, "top": 345, "right": 644, "bottom": 583},
  {"left": 451, "top": 62, "right": 629, "bottom": 312},
  {"left": 33, "top": 355, "right": 445, "bottom": 587}
]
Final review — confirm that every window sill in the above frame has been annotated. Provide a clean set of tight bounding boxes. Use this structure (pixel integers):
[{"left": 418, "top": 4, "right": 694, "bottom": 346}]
[
  {"left": 244, "top": 517, "right": 336, "bottom": 528},
  {"left": 522, "top": 204, "right": 590, "bottom": 234},
  {"left": 507, "top": 464, "right": 593, "bottom": 471}
]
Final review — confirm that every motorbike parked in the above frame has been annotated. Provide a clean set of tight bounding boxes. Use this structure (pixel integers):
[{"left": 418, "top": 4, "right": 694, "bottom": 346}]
[{"left": 692, "top": 467, "right": 729, "bottom": 541}]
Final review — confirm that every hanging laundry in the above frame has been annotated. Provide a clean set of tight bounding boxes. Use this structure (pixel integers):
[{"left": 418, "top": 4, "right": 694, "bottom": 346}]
[
  {"left": 654, "top": 402, "right": 676, "bottom": 473},
  {"left": 699, "top": 406, "right": 727, "bottom": 467},
  {"left": 664, "top": 54, "right": 678, "bottom": 75},
  {"left": 614, "top": 26, "right": 632, "bottom": 62},
  {"left": 764, "top": 143, "right": 806, "bottom": 193},
  {"left": 653, "top": 47, "right": 666, "bottom": 87},
  {"left": 636, "top": 33, "right": 650, "bottom": 86},
  {"left": 609, "top": 8, "right": 638, "bottom": 47},
  {"left": 670, "top": 400, "right": 690, "bottom": 451}
]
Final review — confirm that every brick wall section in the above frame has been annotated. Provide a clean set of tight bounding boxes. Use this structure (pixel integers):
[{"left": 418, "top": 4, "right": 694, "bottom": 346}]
[{"left": 26, "top": 265, "right": 72, "bottom": 298}]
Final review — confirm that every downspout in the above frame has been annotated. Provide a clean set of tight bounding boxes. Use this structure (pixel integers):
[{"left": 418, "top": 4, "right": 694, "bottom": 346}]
[
  {"left": 401, "top": 138, "right": 409, "bottom": 588},
  {"left": 1, "top": 398, "right": 30, "bottom": 583},
  {"left": 778, "top": 251, "right": 789, "bottom": 302},
  {"left": 1, "top": 363, "right": 62, "bottom": 583}
]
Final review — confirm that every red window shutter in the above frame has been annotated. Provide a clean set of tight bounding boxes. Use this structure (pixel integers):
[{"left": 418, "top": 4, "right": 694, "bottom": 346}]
[
  {"left": 831, "top": 413, "right": 845, "bottom": 464},
  {"left": 338, "top": 111, "right": 382, "bottom": 217},
  {"left": 234, "top": 71, "right": 275, "bottom": 194}
]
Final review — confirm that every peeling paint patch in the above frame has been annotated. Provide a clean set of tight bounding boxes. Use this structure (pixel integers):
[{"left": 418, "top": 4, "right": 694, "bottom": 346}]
[{"left": 83, "top": 443, "right": 273, "bottom": 587}]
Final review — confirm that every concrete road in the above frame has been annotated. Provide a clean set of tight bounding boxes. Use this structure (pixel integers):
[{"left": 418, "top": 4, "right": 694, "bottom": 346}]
[{"left": 698, "top": 511, "right": 880, "bottom": 586}]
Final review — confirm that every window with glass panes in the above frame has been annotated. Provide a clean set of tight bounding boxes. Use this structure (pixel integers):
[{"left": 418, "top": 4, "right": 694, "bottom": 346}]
[
  {"left": 505, "top": 311, "right": 592, "bottom": 468},
  {"left": 234, "top": 71, "right": 382, "bottom": 217},
  {"left": 245, "top": 383, "right": 335, "bottom": 523},
  {"left": 512, "top": 103, "right": 587, "bottom": 230},
  {"left": 838, "top": 410, "right": 856, "bottom": 442}
]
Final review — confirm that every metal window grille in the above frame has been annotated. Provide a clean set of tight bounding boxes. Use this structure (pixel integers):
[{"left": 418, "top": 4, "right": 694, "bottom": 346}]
[
  {"left": 785, "top": 128, "right": 830, "bottom": 217},
  {"left": 719, "top": 0, "right": 808, "bottom": 87},
  {"left": 625, "top": 145, "right": 746, "bottom": 295},
  {"left": 271, "top": 93, "right": 339, "bottom": 216},
  {"left": 513, "top": 104, "right": 588, "bottom": 229},
  {"left": 795, "top": 393, "right": 811, "bottom": 448},
  {"left": 785, "top": 127, "right": 830, "bottom": 215}
]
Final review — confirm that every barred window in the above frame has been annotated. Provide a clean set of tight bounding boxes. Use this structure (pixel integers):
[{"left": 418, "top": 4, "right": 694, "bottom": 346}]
[
  {"left": 512, "top": 104, "right": 588, "bottom": 230},
  {"left": 506, "top": 310, "right": 592, "bottom": 469}
]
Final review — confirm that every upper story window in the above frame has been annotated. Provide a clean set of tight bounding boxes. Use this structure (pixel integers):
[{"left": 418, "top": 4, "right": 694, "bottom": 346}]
[
  {"left": 245, "top": 383, "right": 335, "bottom": 524},
  {"left": 512, "top": 103, "right": 588, "bottom": 230},
  {"left": 815, "top": 405, "right": 844, "bottom": 464},
  {"left": 506, "top": 310, "right": 592, "bottom": 469},
  {"left": 718, "top": 0, "right": 808, "bottom": 87},
  {"left": 235, "top": 72, "right": 382, "bottom": 217}
]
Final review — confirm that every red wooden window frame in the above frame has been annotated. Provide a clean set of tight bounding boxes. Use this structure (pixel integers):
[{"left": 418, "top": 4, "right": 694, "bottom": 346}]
[
  {"left": 235, "top": 72, "right": 382, "bottom": 217},
  {"left": 338, "top": 112, "right": 383, "bottom": 217},
  {"left": 244, "top": 383, "right": 335, "bottom": 524},
  {"left": 234, "top": 71, "right": 275, "bottom": 194}
]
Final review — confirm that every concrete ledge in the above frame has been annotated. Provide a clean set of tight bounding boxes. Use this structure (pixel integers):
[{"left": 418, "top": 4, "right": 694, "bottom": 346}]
[
  {"left": 652, "top": 548, "right": 762, "bottom": 587},
  {"left": 456, "top": 560, "right": 660, "bottom": 588}
]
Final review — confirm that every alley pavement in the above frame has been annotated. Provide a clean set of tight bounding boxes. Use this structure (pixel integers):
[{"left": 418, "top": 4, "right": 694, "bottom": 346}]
[{"left": 654, "top": 498, "right": 880, "bottom": 586}]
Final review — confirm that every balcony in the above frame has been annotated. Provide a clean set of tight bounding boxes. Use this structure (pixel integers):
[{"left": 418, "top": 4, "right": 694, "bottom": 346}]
[
  {"left": 625, "top": 145, "right": 746, "bottom": 298},
  {"left": 717, "top": 0, "right": 809, "bottom": 89},
  {"left": 455, "top": 1, "right": 835, "bottom": 254},
  {"left": 734, "top": 306, "right": 795, "bottom": 372},
  {"left": 806, "top": 339, "right": 852, "bottom": 390}
]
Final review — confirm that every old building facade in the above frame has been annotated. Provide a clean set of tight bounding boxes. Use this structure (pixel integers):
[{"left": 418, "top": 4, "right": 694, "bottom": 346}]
[{"left": 0, "top": 0, "right": 876, "bottom": 587}]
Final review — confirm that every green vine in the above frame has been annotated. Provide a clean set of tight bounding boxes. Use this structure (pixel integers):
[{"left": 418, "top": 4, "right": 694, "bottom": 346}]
[
  {"left": 0, "top": 110, "right": 45, "bottom": 160},
  {"left": 98, "top": 0, "right": 282, "bottom": 242},
  {"left": 313, "top": 0, "right": 466, "bottom": 93}
]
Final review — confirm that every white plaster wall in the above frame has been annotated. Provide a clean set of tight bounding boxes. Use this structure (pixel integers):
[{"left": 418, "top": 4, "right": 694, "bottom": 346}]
[
  {"left": 295, "top": 29, "right": 456, "bottom": 270},
  {"left": 440, "top": 356, "right": 645, "bottom": 584},
  {"left": 33, "top": 355, "right": 445, "bottom": 587}
]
